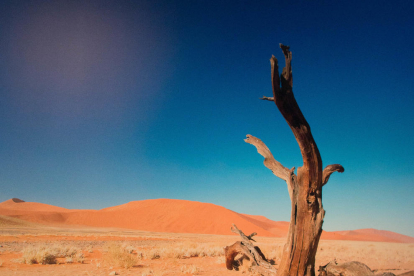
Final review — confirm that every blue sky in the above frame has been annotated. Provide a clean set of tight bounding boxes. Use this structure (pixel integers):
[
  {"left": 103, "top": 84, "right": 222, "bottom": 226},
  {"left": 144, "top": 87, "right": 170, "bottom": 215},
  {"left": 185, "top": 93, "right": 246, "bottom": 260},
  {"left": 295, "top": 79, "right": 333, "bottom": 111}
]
[{"left": 1, "top": 0, "right": 413, "bottom": 237}]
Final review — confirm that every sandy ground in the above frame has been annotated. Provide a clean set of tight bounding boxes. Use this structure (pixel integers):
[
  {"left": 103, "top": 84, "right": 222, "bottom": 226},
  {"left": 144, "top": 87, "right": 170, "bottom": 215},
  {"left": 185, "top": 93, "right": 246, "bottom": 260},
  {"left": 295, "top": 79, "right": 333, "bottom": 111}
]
[{"left": 1, "top": 222, "right": 413, "bottom": 276}]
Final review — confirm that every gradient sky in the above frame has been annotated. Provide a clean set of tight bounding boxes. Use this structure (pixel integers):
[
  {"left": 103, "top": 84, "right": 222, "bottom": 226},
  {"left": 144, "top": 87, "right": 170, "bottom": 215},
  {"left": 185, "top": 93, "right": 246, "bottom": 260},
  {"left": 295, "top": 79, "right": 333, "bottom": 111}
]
[{"left": 1, "top": 0, "right": 413, "bottom": 237}]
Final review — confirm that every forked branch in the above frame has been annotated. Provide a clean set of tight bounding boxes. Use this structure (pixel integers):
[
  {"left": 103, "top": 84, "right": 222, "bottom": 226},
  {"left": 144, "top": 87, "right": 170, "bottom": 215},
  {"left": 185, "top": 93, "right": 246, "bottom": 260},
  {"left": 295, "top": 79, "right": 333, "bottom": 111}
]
[
  {"left": 270, "top": 44, "right": 322, "bottom": 189},
  {"left": 231, "top": 224, "right": 257, "bottom": 242}
]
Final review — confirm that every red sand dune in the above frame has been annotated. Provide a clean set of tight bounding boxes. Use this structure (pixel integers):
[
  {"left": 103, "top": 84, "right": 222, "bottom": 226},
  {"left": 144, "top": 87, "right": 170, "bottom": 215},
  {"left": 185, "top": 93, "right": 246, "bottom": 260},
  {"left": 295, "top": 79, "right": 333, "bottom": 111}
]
[
  {"left": 1, "top": 198, "right": 413, "bottom": 243},
  {"left": 0, "top": 198, "right": 71, "bottom": 212},
  {"left": 64, "top": 199, "right": 277, "bottom": 236},
  {"left": 0, "top": 198, "right": 277, "bottom": 236},
  {"left": 321, "top": 228, "right": 414, "bottom": 243},
  {"left": 354, "top": 228, "right": 414, "bottom": 243}
]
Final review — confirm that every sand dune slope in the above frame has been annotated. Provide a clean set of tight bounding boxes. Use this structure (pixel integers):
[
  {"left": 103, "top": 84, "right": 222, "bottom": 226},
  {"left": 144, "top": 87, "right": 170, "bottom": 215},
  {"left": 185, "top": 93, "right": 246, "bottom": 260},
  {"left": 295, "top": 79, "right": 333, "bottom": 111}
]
[
  {"left": 321, "top": 228, "right": 414, "bottom": 243},
  {"left": 0, "top": 198, "right": 280, "bottom": 237},
  {"left": 0, "top": 198, "right": 413, "bottom": 242},
  {"left": 65, "top": 199, "right": 278, "bottom": 236},
  {"left": 0, "top": 198, "right": 71, "bottom": 212},
  {"left": 239, "top": 214, "right": 290, "bottom": 236},
  {"left": 0, "top": 215, "right": 39, "bottom": 228}
]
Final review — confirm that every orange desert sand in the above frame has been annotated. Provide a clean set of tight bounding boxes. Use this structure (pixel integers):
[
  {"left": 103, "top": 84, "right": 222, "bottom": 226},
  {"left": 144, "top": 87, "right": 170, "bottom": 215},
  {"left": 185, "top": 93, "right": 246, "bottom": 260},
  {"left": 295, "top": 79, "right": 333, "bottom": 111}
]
[{"left": 0, "top": 198, "right": 413, "bottom": 276}]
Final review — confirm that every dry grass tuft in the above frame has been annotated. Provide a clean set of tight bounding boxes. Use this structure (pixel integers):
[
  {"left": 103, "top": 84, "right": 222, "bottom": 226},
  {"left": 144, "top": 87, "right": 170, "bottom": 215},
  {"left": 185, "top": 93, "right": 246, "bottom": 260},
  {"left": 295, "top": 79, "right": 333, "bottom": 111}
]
[
  {"left": 143, "top": 242, "right": 224, "bottom": 260},
  {"left": 75, "top": 252, "right": 85, "bottom": 263},
  {"left": 103, "top": 242, "right": 137, "bottom": 269},
  {"left": 21, "top": 246, "right": 56, "bottom": 265},
  {"left": 122, "top": 243, "right": 135, "bottom": 254},
  {"left": 21, "top": 244, "right": 81, "bottom": 265},
  {"left": 147, "top": 248, "right": 161, "bottom": 260}
]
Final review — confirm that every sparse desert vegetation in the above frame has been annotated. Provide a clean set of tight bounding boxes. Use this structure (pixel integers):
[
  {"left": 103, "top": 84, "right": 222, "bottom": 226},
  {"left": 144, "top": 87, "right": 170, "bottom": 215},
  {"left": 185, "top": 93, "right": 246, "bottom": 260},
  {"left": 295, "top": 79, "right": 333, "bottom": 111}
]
[
  {"left": 143, "top": 241, "right": 224, "bottom": 260},
  {"left": 0, "top": 224, "right": 413, "bottom": 276},
  {"left": 20, "top": 244, "right": 83, "bottom": 265},
  {"left": 0, "top": 203, "right": 413, "bottom": 276},
  {"left": 103, "top": 242, "right": 138, "bottom": 268}
]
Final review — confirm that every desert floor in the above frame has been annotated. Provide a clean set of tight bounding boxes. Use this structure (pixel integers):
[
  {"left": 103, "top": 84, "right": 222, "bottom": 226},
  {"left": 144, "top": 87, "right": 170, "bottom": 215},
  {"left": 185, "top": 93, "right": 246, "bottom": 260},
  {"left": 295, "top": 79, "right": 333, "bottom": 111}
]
[{"left": 1, "top": 218, "right": 413, "bottom": 276}]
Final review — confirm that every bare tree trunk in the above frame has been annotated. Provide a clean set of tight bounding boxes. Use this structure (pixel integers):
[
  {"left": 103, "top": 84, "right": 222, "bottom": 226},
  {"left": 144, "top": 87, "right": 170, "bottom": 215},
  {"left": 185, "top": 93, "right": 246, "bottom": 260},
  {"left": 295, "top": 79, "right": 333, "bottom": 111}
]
[{"left": 244, "top": 44, "right": 344, "bottom": 276}]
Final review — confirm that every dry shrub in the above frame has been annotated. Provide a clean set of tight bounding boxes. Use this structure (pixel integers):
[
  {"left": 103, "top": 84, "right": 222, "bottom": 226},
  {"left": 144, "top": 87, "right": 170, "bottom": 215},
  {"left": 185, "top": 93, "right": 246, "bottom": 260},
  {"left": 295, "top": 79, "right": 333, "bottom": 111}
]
[
  {"left": 147, "top": 248, "right": 161, "bottom": 260},
  {"left": 145, "top": 242, "right": 224, "bottom": 260},
  {"left": 21, "top": 245, "right": 56, "bottom": 265},
  {"left": 122, "top": 243, "right": 135, "bottom": 254},
  {"left": 76, "top": 252, "right": 85, "bottom": 263},
  {"left": 58, "top": 245, "right": 79, "bottom": 258},
  {"left": 21, "top": 244, "right": 80, "bottom": 265},
  {"left": 103, "top": 242, "right": 137, "bottom": 269}
]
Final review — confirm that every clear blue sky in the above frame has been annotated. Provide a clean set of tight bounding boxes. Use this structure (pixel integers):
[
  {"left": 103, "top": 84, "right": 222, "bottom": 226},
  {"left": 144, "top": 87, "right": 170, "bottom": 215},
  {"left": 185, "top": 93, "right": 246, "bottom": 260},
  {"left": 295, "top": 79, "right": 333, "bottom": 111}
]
[{"left": 1, "top": 0, "right": 413, "bottom": 237}]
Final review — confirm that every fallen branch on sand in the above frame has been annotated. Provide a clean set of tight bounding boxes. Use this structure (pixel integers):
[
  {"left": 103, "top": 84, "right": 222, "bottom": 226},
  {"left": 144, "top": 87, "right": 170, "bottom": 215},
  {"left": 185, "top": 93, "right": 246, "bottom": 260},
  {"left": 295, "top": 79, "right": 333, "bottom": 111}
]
[
  {"left": 318, "top": 260, "right": 414, "bottom": 276},
  {"left": 224, "top": 224, "right": 276, "bottom": 276}
]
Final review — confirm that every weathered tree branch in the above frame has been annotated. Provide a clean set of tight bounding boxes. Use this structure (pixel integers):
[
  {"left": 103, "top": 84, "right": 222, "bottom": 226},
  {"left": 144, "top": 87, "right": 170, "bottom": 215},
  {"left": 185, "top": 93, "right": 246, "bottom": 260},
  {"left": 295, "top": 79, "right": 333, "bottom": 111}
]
[
  {"left": 271, "top": 44, "right": 322, "bottom": 190},
  {"left": 260, "top": 96, "right": 275, "bottom": 101},
  {"left": 225, "top": 224, "right": 276, "bottom": 276},
  {"left": 224, "top": 241, "right": 250, "bottom": 270},
  {"left": 231, "top": 224, "right": 257, "bottom": 242},
  {"left": 244, "top": 134, "right": 290, "bottom": 181},
  {"left": 318, "top": 260, "right": 374, "bottom": 276},
  {"left": 280, "top": 44, "right": 292, "bottom": 88},
  {"left": 322, "top": 164, "right": 345, "bottom": 186}
]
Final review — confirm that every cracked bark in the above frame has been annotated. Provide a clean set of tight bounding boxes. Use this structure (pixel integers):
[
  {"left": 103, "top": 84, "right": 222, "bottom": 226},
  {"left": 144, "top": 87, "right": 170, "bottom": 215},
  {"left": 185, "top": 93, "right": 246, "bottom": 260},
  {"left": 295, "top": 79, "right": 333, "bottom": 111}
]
[{"left": 231, "top": 44, "right": 344, "bottom": 276}]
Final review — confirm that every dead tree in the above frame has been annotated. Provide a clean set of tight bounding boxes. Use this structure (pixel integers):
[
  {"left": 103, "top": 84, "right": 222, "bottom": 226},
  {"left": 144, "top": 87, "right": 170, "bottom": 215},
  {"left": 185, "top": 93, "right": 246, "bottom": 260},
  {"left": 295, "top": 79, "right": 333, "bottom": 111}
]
[{"left": 226, "top": 44, "right": 344, "bottom": 276}]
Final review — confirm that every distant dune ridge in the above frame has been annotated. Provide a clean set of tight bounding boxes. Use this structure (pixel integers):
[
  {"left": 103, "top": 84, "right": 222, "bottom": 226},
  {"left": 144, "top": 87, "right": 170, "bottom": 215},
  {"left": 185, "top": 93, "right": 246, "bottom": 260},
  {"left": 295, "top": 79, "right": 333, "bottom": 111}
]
[{"left": 0, "top": 198, "right": 413, "bottom": 243}]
